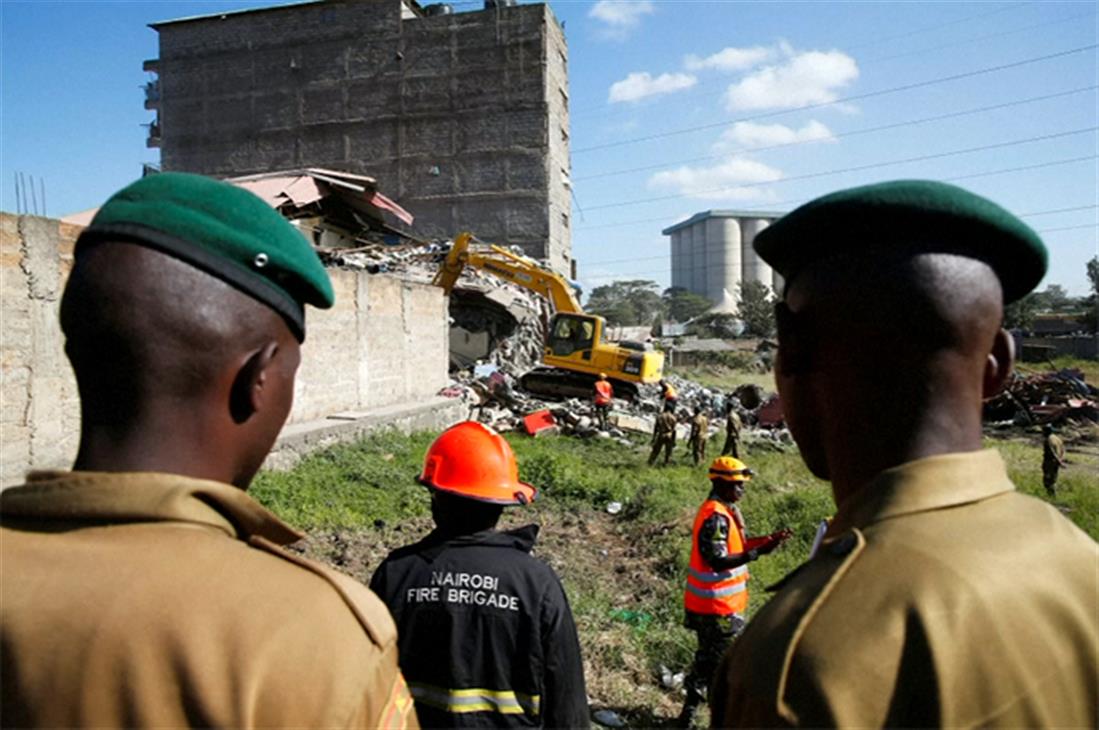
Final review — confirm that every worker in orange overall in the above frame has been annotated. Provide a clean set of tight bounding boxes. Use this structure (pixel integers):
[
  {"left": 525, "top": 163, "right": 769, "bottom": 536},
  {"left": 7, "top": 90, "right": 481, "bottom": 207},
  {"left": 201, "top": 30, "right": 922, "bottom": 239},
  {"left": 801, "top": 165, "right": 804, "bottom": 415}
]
[
  {"left": 676, "top": 456, "right": 791, "bottom": 727},
  {"left": 593, "top": 373, "right": 614, "bottom": 431},
  {"left": 660, "top": 379, "right": 678, "bottom": 413}
]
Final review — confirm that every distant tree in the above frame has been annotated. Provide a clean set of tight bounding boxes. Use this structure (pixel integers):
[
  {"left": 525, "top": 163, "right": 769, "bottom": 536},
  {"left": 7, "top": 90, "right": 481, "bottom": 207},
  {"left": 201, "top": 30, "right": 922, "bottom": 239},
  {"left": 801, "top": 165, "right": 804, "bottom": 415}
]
[
  {"left": 689, "top": 312, "right": 741, "bottom": 339},
  {"left": 1079, "top": 257, "right": 1099, "bottom": 332},
  {"left": 586, "top": 279, "right": 663, "bottom": 326},
  {"left": 1033, "top": 284, "right": 1072, "bottom": 312},
  {"left": 1003, "top": 292, "right": 1041, "bottom": 331},
  {"left": 737, "top": 280, "right": 775, "bottom": 338},
  {"left": 662, "top": 287, "right": 712, "bottom": 323},
  {"left": 650, "top": 313, "right": 664, "bottom": 338}
]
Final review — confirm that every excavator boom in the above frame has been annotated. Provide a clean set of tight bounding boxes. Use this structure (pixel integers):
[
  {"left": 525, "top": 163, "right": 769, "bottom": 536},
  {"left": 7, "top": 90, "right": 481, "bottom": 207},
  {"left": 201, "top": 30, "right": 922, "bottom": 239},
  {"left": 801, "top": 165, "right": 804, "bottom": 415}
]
[{"left": 434, "top": 232, "right": 664, "bottom": 397}]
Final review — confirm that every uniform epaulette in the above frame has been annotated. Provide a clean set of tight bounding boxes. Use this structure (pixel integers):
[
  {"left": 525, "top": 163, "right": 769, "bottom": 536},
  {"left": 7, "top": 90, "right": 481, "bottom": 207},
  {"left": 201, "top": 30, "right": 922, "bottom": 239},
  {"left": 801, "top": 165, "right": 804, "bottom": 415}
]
[{"left": 248, "top": 535, "right": 397, "bottom": 648}]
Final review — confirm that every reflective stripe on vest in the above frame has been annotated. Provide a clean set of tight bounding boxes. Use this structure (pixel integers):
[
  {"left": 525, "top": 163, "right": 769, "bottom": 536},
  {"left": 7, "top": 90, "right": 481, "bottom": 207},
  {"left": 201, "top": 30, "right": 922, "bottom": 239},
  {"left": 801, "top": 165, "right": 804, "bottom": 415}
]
[
  {"left": 408, "top": 682, "right": 541, "bottom": 716},
  {"left": 685, "top": 580, "right": 748, "bottom": 599},
  {"left": 684, "top": 498, "right": 749, "bottom": 615},
  {"left": 688, "top": 565, "right": 748, "bottom": 584}
]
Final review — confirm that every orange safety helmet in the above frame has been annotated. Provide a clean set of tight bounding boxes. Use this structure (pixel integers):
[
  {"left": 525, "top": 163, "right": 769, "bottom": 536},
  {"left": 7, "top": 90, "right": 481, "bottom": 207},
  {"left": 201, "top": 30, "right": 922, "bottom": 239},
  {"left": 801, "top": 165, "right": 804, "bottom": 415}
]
[
  {"left": 708, "top": 456, "right": 754, "bottom": 482},
  {"left": 418, "top": 421, "right": 537, "bottom": 505}
]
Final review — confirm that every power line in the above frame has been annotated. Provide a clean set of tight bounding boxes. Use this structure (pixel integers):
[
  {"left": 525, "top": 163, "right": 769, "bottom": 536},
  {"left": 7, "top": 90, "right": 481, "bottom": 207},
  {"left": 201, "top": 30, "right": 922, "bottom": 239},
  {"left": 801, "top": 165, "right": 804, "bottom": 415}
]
[
  {"left": 569, "top": 3, "right": 1087, "bottom": 122},
  {"left": 583, "top": 128, "right": 1098, "bottom": 212},
  {"left": 572, "top": 44, "right": 1097, "bottom": 154},
  {"left": 575, "top": 86, "right": 1096, "bottom": 182},
  {"left": 575, "top": 156, "right": 1099, "bottom": 232},
  {"left": 578, "top": 206, "right": 1099, "bottom": 267},
  {"left": 580, "top": 216, "right": 1099, "bottom": 283}
]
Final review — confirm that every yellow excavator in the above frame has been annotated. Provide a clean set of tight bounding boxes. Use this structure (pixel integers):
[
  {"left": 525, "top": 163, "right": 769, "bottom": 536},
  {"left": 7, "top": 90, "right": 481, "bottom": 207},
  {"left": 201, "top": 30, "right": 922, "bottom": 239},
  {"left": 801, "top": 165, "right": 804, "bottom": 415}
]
[{"left": 434, "top": 232, "right": 665, "bottom": 399}]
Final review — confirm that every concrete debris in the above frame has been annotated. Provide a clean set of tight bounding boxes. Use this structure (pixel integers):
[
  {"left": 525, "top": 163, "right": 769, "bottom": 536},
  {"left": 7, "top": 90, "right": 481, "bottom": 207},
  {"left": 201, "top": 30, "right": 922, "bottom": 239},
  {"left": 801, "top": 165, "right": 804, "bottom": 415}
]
[
  {"left": 984, "top": 368, "right": 1099, "bottom": 427},
  {"left": 437, "top": 366, "right": 791, "bottom": 450}
]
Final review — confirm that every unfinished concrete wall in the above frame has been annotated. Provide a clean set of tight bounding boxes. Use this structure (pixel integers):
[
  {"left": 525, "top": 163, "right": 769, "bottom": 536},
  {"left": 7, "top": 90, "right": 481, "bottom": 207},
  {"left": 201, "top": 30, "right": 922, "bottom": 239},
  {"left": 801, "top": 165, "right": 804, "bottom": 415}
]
[
  {"left": 1, "top": 214, "right": 81, "bottom": 486},
  {"left": 149, "top": 0, "right": 571, "bottom": 271},
  {"left": 0, "top": 212, "right": 451, "bottom": 487}
]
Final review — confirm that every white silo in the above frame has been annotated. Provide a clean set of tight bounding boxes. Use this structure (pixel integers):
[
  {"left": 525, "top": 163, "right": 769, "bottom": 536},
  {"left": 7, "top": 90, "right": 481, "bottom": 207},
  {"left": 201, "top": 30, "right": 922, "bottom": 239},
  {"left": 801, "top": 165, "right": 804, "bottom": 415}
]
[
  {"left": 670, "top": 231, "right": 684, "bottom": 290},
  {"left": 719, "top": 217, "right": 743, "bottom": 304},
  {"left": 689, "top": 223, "right": 706, "bottom": 296},
  {"left": 740, "top": 218, "right": 774, "bottom": 292}
]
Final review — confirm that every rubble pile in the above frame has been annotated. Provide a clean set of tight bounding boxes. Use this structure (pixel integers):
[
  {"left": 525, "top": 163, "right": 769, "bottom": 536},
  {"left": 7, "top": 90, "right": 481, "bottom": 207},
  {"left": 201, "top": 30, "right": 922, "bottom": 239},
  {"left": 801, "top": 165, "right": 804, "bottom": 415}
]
[
  {"left": 984, "top": 368, "right": 1099, "bottom": 427},
  {"left": 437, "top": 368, "right": 793, "bottom": 449}
]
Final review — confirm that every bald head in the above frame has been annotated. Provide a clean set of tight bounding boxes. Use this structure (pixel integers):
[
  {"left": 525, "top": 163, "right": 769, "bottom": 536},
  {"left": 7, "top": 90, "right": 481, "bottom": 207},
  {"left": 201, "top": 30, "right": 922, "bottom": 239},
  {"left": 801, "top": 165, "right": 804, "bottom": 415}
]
[
  {"left": 776, "top": 250, "right": 1013, "bottom": 497},
  {"left": 61, "top": 242, "right": 301, "bottom": 486}
]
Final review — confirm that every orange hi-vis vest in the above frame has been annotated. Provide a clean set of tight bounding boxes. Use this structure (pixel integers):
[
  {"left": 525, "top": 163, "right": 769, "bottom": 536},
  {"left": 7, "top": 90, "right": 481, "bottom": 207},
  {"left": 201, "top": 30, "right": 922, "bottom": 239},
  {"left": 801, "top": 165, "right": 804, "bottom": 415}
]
[
  {"left": 684, "top": 499, "right": 749, "bottom": 615},
  {"left": 663, "top": 384, "right": 678, "bottom": 401},
  {"left": 594, "top": 381, "right": 613, "bottom": 406}
]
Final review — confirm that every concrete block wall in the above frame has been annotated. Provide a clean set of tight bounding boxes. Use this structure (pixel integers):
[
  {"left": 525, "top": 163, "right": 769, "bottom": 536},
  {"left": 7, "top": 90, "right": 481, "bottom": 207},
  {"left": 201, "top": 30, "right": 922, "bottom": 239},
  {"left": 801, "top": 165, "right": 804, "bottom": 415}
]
[
  {"left": 1, "top": 214, "right": 81, "bottom": 486},
  {"left": 0, "top": 213, "right": 451, "bottom": 486},
  {"left": 152, "top": 0, "right": 571, "bottom": 271}
]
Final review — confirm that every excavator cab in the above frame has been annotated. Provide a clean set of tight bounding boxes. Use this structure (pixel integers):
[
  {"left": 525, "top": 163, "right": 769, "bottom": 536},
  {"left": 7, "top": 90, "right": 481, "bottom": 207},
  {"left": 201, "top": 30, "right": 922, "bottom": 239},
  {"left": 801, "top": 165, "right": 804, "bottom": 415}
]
[{"left": 547, "top": 314, "right": 597, "bottom": 358}]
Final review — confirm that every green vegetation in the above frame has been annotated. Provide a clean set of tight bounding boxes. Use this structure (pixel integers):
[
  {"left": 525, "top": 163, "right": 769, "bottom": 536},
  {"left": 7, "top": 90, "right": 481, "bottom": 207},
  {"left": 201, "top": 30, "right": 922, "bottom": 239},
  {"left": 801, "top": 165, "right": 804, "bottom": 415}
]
[
  {"left": 666, "top": 363, "right": 776, "bottom": 391},
  {"left": 251, "top": 409, "right": 1097, "bottom": 720}
]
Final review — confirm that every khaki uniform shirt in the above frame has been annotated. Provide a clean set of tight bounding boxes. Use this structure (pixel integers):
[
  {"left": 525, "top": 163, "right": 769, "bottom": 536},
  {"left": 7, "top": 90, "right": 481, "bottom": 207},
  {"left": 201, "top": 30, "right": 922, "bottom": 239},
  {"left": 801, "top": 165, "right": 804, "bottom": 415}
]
[
  {"left": 689, "top": 414, "right": 709, "bottom": 442},
  {"left": 712, "top": 450, "right": 1098, "bottom": 728},
  {"left": 1043, "top": 433, "right": 1066, "bottom": 468},
  {"left": 1, "top": 471, "right": 418, "bottom": 729},
  {"left": 725, "top": 411, "right": 741, "bottom": 439},
  {"left": 654, "top": 412, "right": 678, "bottom": 440}
]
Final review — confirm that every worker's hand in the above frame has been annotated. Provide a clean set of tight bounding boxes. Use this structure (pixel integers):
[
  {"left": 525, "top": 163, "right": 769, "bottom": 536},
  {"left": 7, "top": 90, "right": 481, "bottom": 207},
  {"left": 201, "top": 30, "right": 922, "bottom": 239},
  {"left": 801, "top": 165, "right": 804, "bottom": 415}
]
[{"left": 759, "top": 529, "right": 792, "bottom": 554}]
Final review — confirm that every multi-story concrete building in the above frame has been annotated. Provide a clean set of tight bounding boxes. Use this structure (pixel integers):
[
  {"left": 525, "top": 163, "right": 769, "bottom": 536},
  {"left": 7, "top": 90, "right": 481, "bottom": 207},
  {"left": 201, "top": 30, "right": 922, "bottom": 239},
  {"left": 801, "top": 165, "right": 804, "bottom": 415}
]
[
  {"left": 662, "top": 209, "right": 784, "bottom": 305},
  {"left": 144, "top": 0, "right": 571, "bottom": 272}
]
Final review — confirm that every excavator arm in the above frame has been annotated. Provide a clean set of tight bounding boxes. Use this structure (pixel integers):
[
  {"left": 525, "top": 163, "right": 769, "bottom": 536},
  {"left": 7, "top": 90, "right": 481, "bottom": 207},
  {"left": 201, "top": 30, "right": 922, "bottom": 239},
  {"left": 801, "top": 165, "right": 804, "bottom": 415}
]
[{"left": 433, "top": 232, "right": 582, "bottom": 314}]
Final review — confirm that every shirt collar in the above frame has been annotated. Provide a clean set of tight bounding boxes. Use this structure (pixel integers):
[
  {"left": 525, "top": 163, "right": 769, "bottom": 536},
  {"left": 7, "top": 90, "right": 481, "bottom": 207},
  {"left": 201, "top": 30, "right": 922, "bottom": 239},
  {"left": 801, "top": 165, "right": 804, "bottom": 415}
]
[
  {"left": 1, "top": 470, "right": 303, "bottom": 545},
  {"left": 829, "top": 449, "right": 1015, "bottom": 535}
]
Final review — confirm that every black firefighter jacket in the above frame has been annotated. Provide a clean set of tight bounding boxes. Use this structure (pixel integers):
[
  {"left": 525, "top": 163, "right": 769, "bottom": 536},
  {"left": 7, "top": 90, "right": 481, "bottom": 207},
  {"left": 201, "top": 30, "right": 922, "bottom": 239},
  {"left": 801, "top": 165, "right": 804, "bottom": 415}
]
[{"left": 369, "top": 525, "right": 589, "bottom": 729}]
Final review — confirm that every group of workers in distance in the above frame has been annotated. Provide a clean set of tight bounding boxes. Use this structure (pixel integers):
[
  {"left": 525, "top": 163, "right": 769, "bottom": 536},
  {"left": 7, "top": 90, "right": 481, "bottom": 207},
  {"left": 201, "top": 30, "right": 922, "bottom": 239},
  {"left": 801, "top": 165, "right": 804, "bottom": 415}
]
[{"left": 2, "top": 173, "right": 1096, "bottom": 729}]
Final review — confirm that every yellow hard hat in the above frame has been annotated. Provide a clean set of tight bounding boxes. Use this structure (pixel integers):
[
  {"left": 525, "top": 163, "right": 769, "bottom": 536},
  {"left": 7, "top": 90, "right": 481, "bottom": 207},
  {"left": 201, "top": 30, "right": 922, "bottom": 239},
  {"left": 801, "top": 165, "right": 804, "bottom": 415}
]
[
  {"left": 709, "top": 456, "right": 753, "bottom": 482},
  {"left": 598, "top": 372, "right": 607, "bottom": 379}
]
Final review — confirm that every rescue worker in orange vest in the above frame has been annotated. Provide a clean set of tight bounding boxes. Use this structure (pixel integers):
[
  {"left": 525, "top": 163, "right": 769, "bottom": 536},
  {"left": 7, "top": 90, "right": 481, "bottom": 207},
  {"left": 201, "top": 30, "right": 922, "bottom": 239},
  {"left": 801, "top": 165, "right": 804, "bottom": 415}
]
[
  {"left": 660, "top": 379, "right": 678, "bottom": 412},
  {"left": 370, "top": 422, "right": 589, "bottom": 729},
  {"left": 593, "top": 373, "right": 614, "bottom": 431},
  {"left": 676, "top": 456, "right": 791, "bottom": 727}
]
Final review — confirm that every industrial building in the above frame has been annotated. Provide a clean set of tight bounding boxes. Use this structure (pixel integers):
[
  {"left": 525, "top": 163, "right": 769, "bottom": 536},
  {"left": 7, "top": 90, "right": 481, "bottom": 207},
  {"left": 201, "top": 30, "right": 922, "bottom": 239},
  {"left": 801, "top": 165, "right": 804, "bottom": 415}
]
[
  {"left": 144, "top": 0, "right": 572, "bottom": 272},
  {"left": 662, "top": 210, "right": 784, "bottom": 306}
]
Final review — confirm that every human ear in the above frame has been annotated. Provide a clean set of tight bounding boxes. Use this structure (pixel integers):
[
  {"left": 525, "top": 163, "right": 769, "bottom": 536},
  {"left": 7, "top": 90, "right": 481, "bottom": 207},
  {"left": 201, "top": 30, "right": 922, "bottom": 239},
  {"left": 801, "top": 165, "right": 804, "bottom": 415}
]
[
  {"left": 229, "top": 342, "right": 279, "bottom": 424},
  {"left": 982, "top": 328, "right": 1014, "bottom": 398}
]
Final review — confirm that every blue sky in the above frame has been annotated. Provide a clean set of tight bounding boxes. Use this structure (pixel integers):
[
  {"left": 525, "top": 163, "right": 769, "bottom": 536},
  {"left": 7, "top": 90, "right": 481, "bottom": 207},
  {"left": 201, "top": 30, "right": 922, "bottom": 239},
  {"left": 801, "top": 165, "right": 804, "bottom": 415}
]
[{"left": 2, "top": 0, "right": 1096, "bottom": 294}]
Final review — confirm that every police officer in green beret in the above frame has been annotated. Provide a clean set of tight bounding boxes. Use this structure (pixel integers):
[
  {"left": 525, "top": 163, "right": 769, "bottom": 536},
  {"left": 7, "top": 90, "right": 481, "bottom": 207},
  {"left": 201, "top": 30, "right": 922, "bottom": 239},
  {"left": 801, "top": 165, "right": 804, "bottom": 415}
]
[
  {"left": 0, "top": 173, "right": 418, "bottom": 728},
  {"left": 710, "top": 180, "right": 1098, "bottom": 728}
]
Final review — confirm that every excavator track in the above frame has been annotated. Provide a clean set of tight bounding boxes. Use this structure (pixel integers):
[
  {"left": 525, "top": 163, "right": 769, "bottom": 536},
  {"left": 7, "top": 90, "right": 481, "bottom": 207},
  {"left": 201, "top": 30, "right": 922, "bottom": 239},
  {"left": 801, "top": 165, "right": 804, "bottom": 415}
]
[{"left": 519, "top": 367, "right": 640, "bottom": 402}]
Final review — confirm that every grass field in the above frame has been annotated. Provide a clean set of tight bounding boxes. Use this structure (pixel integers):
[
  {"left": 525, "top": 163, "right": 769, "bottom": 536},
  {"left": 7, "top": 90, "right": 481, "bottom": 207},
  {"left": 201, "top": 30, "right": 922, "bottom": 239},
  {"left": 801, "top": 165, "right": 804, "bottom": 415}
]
[{"left": 252, "top": 391, "right": 1097, "bottom": 725}]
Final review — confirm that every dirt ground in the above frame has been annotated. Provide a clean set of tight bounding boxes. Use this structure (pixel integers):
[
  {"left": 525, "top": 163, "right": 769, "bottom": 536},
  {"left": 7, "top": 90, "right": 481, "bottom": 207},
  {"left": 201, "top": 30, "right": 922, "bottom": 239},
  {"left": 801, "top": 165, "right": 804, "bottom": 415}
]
[{"left": 291, "top": 507, "right": 694, "bottom": 728}]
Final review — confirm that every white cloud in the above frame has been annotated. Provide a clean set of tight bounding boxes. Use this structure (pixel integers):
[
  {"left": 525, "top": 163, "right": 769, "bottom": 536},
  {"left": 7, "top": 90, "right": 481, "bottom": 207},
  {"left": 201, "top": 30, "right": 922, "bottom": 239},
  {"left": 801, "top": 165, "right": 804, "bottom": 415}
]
[
  {"left": 589, "top": 1, "right": 655, "bottom": 39},
  {"left": 715, "top": 120, "right": 836, "bottom": 151},
  {"left": 684, "top": 46, "right": 774, "bottom": 73},
  {"left": 724, "top": 50, "right": 859, "bottom": 111},
  {"left": 608, "top": 72, "right": 697, "bottom": 103},
  {"left": 648, "top": 157, "right": 783, "bottom": 201}
]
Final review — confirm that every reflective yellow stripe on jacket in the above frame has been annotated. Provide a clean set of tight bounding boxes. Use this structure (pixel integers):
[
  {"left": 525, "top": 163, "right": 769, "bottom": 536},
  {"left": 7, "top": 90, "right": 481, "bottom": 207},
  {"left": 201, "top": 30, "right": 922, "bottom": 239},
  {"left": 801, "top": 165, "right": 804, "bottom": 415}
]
[{"left": 408, "top": 682, "right": 541, "bottom": 716}]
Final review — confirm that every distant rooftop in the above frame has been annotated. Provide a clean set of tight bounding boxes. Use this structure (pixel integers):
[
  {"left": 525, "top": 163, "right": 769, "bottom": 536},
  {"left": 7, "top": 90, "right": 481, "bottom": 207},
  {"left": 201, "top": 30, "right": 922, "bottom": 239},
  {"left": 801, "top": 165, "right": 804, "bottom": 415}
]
[
  {"left": 150, "top": 0, "right": 327, "bottom": 28},
  {"left": 661, "top": 209, "right": 786, "bottom": 236}
]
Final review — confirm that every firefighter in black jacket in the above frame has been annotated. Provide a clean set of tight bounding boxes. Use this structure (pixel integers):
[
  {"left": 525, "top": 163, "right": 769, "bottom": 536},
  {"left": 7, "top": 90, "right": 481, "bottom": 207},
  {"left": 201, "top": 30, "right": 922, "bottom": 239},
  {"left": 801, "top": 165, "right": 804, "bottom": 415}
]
[{"left": 370, "top": 421, "right": 589, "bottom": 729}]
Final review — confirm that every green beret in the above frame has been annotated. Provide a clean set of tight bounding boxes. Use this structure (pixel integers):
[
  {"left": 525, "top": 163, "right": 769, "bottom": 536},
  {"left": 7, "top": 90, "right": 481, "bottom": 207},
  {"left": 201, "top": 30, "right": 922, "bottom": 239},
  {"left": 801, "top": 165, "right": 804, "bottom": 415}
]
[
  {"left": 76, "top": 172, "right": 334, "bottom": 341},
  {"left": 754, "top": 180, "right": 1047, "bottom": 303}
]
